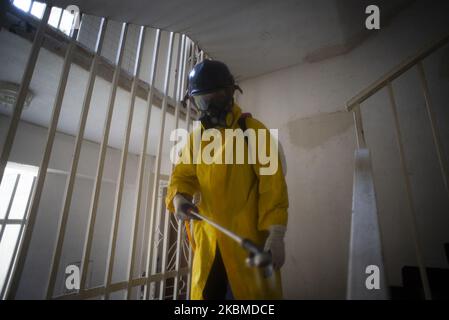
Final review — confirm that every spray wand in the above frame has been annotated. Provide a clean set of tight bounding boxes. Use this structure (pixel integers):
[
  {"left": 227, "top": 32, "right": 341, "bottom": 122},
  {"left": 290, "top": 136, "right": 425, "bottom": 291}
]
[{"left": 182, "top": 204, "right": 273, "bottom": 278}]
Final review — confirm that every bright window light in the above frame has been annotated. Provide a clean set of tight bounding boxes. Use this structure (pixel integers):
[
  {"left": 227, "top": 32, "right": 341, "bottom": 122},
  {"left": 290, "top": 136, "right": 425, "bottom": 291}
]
[
  {"left": 12, "top": 0, "right": 32, "bottom": 12},
  {"left": 0, "top": 172, "right": 17, "bottom": 220},
  {"left": 9, "top": 174, "right": 34, "bottom": 219},
  {"left": 0, "top": 162, "right": 37, "bottom": 297},
  {"left": 59, "top": 9, "right": 75, "bottom": 35},
  {"left": 0, "top": 225, "right": 21, "bottom": 294},
  {"left": 30, "top": 1, "right": 46, "bottom": 19},
  {"left": 48, "top": 7, "right": 62, "bottom": 28}
]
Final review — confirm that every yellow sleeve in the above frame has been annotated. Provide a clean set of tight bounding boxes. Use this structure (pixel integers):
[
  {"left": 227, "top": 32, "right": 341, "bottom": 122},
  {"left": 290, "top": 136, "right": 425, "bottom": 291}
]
[
  {"left": 165, "top": 131, "right": 200, "bottom": 213},
  {"left": 248, "top": 118, "right": 289, "bottom": 231}
]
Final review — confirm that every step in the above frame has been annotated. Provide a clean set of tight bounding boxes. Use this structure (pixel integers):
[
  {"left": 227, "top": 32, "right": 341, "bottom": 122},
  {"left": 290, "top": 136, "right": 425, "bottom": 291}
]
[
  {"left": 389, "top": 286, "right": 423, "bottom": 300},
  {"left": 401, "top": 266, "right": 449, "bottom": 299}
]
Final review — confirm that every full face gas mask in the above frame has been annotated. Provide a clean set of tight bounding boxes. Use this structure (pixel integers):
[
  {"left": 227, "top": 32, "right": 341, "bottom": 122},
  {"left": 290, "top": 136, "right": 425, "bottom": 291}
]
[
  {"left": 191, "top": 87, "right": 234, "bottom": 129},
  {"left": 184, "top": 59, "right": 242, "bottom": 129}
]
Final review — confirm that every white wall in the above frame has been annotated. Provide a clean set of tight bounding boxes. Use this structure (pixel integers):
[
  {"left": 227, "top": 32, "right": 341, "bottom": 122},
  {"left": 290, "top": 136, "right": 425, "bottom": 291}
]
[
  {"left": 0, "top": 115, "right": 159, "bottom": 299},
  {"left": 236, "top": 0, "right": 449, "bottom": 299}
]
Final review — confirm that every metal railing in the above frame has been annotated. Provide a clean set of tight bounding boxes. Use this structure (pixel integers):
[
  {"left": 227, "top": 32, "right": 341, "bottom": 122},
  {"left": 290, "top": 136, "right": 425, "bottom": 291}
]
[
  {"left": 0, "top": 1, "right": 204, "bottom": 300},
  {"left": 346, "top": 33, "right": 449, "bottom": 300}
]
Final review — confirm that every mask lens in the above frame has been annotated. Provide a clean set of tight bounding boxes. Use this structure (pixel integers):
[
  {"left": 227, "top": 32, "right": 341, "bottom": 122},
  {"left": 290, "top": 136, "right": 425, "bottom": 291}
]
[
  {"left": 192, "top": 94, "right": 212, "bottom": 111},
  {"left": 192, "top": 89, "right": 229, "bottom": 111}
]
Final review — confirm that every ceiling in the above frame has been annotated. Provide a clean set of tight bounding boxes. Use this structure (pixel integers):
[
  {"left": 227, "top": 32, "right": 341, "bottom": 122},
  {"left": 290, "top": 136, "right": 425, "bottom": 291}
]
[
  {"left": 48, "top": 0, "right": 414, "bottom": 80},
  {"left": 1, "top": 0, "right": 414, "bottom": 160}
]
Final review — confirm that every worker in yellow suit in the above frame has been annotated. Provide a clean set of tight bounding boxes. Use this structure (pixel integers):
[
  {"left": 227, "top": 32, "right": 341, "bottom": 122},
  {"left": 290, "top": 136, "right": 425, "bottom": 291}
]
[{"left": 165, "top": 60, "right": 288, "bottom": 300}]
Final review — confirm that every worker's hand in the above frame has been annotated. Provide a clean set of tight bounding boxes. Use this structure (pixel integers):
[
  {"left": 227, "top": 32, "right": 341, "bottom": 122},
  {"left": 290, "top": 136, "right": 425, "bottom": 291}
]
[
  {"left": 173, "top": 193, "right": 200, "bottom": 221},
  {"left": 263, "top": 225, "right": 286, "bottom": 270}
]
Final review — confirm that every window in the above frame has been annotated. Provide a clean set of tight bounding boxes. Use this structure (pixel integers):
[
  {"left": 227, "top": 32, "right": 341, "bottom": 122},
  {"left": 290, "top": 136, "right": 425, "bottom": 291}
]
[
  {"left": 30, "top": 1, "right": 45, "bottom": 19},
  {"left": 12, "top": 1, "right": 76, "bottom": 36},
  {"left": 12, "top": 0, "right": 32, "bottom": 13},
  {"left": 0, "top": 162, "right": 37, "bottom": 298}
]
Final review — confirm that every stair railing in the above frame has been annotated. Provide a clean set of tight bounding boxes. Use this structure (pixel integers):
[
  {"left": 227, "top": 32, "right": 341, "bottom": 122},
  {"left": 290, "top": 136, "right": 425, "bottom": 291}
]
[{"left": 346, "top": 33, "right": 449, "bottom": 300}]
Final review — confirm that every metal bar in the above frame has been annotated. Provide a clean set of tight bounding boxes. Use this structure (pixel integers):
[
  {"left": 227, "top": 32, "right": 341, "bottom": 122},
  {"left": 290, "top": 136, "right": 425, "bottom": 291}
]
[
  {"left": 103, "top": 25, "right": 145, "bottom": 300},
  {"left": 176, "top": 35, "right": 187, "bottom": 105},
  {"left": 144, "top": 31, "right": 175, "bottom": 300},
  {"left": 173, "top": 35, "right": 189, "bottom": 300},
  {"left": 75, "top": 13, "right": 84, "bottom": 41},
  {"left": 126, "top": 28, "right": 162, "bottom": 300},
  {"left": 1, "top": 177, "right": 36, "bottom": 300},
  {"left": 184, "top": 43, "right": 196, "bottom": 131},
  {"left": 0, "top": 174, "right": 20, "bottom": 245},
  {"left": 387, "top": 82, "right": 432, "bottom": 300},
  {"left": 180, "top": 38, "right": 190, "bottom": 105},
  {"left": 417, "top": 62, "right": 449, "bottom": 200},
  {"left": 53, "top": 268, "right": 191, "bottom": 300},
  {"left": 159, "top": 34, "right": 185, "bottom": 300},
  {"left": 43, "top": 21, "right": 107, "bottom": 299},
  {"left": 347, "top": 33, "right": 449, "bottom": 111},
  {"left": 185, "top": 44, "right": 203, "bottom": 300},
  {"left": 0, "top": 219, "right": 24, "bottom": 225},
  {"left": 27, "top": 1, "right": 33, "bottom": 14},
  {"left": 186, "top": 221, "right": 193, "bottom": 300},
  {"left": 81, "top": 21, "right": 128, "bottom": 298},
  {"left": 0, "top": 4, "right": 50, "bottom": 190},
  {"left": 172, "top": 218, "right": 184, "bottom": 300},
  {"left": 46, "top": 19, "right": 108, "bottom": 296},
  {"left": 353, "top": 104, "right": 367, "bottom": 149},
  {"left": 24, "top": 31, "right": 76, "bottom": 301},
  {"left": 56, "top": 7, "right": 63, "bottom": 30},
  {"left": 159, "top": 188, "right": 170, "bottom": 300},
  {"left": 7, "top": 18, "right": 78, "bottom": 300}
]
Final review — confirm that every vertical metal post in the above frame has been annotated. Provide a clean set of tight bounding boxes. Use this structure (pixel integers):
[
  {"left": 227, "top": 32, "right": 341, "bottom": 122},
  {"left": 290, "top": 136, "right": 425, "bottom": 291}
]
[
  {"left": 43, "top": 20, "right": 107, "bottom": 299},
  {"left": 185, "top": 44, "right": 203, "bottom": 300},
  {"left": 387, "top": 82, "right": 432, "bottom": 300},
  {"left": 353, "top": 104, "right": 367, "bottom": 149},
  {"left": 6, "top": 6, "right": 79, "bottom": 300},
  {"left": 82, "top": 21, "right": 128, "bottom": 298},
  {"left": 159, "top": 34, "right": 185, "bottom": 300},
  {"left": 173, "top": 36, "right": 189, "bottom": 300},
  {"left": 27, "top": 1, "right": 33, "bottom": 14},
  {"left": 0, "top": 4, "right": 50, "bottom": 191},
  {"left": 7, "top": 15, "right": 79, "bottom": 300},
  {"left": 144, "top": 31, "right": 175, "bottom": 300},
  {"left": 180, "top": 38, "right": 189, "bottom": 106},
  {"left": 104, "top": 25, "right": 145, "bottom": 299},
  {"left": 126, "top": 29, "right": 162, "bottom": 300},
  {"left": 159, "top": 187, "right": 170, "bottom": 300},
  {"left": 75, "top": 13, "right": 84, "bottom": 42},
  {"left": 48, "top": 19, "right": 108, "bottom": 295},
  {"left": 0, "top": 174, "right": 20, "bottom": 244},
  {"left": 417, "top": 62, "right": 449, "bottom": 200},
  {"left": 1, "top": 177, "right": 36, "bottom": 299},
  {"left": 184, "top": 42, "right": 196, "bottom": 131},
  {"left": 56, "top": 8, "right": 63, "bottom": 30}
]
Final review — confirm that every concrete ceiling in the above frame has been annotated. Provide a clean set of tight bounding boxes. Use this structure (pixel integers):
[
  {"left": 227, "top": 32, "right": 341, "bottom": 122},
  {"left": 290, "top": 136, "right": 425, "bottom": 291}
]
[
  {"left": 48, "top": 0, "right": 414, "bottom": 80},
  {"left": 1, "top": 0, "right": 414, "bottom": 160}
]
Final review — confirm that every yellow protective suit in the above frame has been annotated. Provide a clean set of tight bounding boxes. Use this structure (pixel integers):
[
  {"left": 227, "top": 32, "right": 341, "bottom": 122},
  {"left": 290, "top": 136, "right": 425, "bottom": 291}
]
[{"left": 165, "top": 104, "right": 288, "bottom": 299}]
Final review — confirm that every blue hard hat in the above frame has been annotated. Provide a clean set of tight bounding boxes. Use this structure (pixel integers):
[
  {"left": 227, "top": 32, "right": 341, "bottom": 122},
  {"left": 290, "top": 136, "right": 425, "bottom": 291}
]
[{"left": 188, "top": 60, "right": 235, "bottom": 96}]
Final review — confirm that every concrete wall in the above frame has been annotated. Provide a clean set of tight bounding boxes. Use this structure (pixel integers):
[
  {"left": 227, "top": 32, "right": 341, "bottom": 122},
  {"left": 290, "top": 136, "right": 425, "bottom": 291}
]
[
  {"left": 0, "top": 115, "right": 159, "bottom": 299},
  {"left": 236, "top": 0, "right": 449, "bottom": 299}
]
